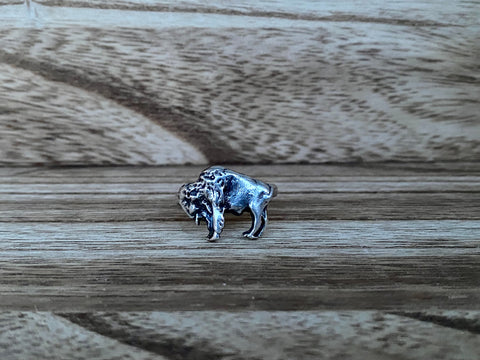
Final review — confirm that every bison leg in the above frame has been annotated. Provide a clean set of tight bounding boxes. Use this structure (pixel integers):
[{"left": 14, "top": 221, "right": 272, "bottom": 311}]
[
  {"left": 242, "top": 210, "right": 255, "bottom": 238},
  {"left": 253, "top": 207, "right": 268, "bottom": 238},
  {"left": 243, "top": 201, "right": 266, "bottom": 239},
  {"left": 208, "top": 207, "right": 224, "bottom": 242},
  {"left": 205, "top": 215, "right": 215, "bottom": 240}
]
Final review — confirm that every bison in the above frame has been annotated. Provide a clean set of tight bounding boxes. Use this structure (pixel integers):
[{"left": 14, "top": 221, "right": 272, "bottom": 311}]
[{"left": 178, "top": 166, "right": 277, "bottom": 241}]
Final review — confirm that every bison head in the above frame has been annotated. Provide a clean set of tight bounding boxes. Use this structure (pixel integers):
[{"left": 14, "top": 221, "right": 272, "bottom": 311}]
[{"left": 178, "top": 182, "right": 213, "bottom": 227}]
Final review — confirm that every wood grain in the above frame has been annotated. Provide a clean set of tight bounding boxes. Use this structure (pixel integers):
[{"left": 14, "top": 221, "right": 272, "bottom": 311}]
[
  {"left": 0, "top": 164, "right": 479, "bottom": 311},
  {"left": 1, "top": 1, "right": 479, "bottom": 165},
  {"left": 1, "top": 311, "right": 479, "bottom": 360},
  {"left": 58, "top": 311, "right": 480, "bottom": 360},
  {"left": 1, "top": 164, "right": 479, "bottom": 222},
  {"left": 1, "top": 163, "right": 479, "bottom": 358},
  {"left": 0, "top": 312, "right": 165, "bottom": 360}
]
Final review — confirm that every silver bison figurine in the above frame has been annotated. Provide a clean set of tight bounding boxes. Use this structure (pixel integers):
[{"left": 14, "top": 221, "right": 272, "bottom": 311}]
[{"left": 178, "top": 166, "right": 277, "bottom": 241}]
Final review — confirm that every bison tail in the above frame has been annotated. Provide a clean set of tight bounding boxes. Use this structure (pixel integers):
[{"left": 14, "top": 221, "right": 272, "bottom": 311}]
[{"left": 268, "top": 183, "right": 278, "bottom": 198}]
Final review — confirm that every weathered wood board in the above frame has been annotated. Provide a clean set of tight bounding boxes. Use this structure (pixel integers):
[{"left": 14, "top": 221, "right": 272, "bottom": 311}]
[
  {"left": 1, "top": 163, "right": 479, "bottom": 359},
  {"left": 0, "top": 164, "right": 479, "bottom": 311},
  {"left": 1, "top": 1, "right": 479, "bottom": 165},
  {"left": 1, "top": 311, "right": 480, "bottom": 360}
]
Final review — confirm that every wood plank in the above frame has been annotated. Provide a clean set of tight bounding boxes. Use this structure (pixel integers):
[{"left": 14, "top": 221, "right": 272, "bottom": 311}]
[
  {"left": 2, "top": 220, "right": 479, "bottom": 257},
  {"left": 3, "top": 289, "right": 478, "bottom": 312},
  {"left": 1, "top": 165, "right": 479, "bottom": 223},
  {"left": 2, "top": 311, "right": 479, "bottom": 360},
  {"left": 58, "top": 311, "right": 480, "bottom": 360},
  {"left": 0, "top": 164, "right": 478, "bottom": 311},
  {"left": 3, "top": 193, "right": 479, "bottom": 221},
  {"left": 1, "top": 220, "right": 478, "bottom": 311},
  {"left": 3, "top": 162, "right": 480, "bottom": 177},
  {"left": 1, "top": 1, "right": 479, "bottom": 165},
  {"left": 2, "top": 178, "right": 480, "bottom": 193},
  {"left": 14, "top": 0, "right": 480, "bottom": 25},
  {"left": 2, "top": 182, "right": 479, "bottom": 221},
  {"left": 2, "top": 197, "right": 480, "bottom": 223}
]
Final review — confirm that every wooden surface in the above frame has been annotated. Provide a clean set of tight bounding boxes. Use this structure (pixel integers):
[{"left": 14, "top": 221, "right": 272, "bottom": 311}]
[
  {"left": 1, "top": 0, "right": 479, "bottom": 165},
  {"left": 1, "top": 163, "right": 479, "bottom": 311},
  {"left": 2, "top": 1, "right": 479, "bottom": 356},
  {"left": 1, "top": 311, "right": 479, "bottom": 360},
  {"left": 1, "top": 163, "right": 479, "bottom": 358}
]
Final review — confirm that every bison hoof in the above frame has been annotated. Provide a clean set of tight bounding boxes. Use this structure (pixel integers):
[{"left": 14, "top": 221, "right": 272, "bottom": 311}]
[
  {"left": 242, "top": 231, "right": 258, "bottom": 239},
  {"left": 208, "top": 233, "right": 220, "bottom": 242}
]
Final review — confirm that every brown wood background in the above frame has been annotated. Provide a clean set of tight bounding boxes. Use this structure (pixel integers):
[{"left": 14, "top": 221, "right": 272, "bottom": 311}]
[
  {"left": 1, "top": 0, "right": 479, "bottom": 165},
  {"left": 1, "top": 163, "right": 479, "bottom": 359},
  {"left": 2, "top": 163, "right": 479, "bottom": 312},
  {"left": 1, "top": 2, "right": 480, "bottom": 359}
]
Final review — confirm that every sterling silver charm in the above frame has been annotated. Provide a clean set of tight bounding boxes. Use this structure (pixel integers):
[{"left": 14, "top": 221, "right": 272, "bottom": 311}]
[{"left": 178, "top": 166, "right": 277, "bottom": 241}]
